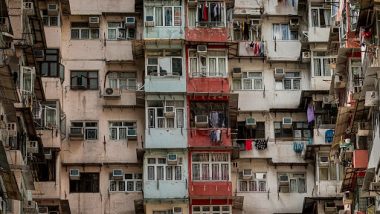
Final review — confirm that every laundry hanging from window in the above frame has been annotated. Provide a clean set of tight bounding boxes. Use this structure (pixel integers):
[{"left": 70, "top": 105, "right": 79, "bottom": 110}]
[{"left": 197, "top": 2, "right": 223, "bottom": 26}]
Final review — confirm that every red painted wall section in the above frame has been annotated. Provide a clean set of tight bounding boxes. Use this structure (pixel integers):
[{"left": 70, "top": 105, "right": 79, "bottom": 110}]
[
  {"left": 186, "top": 28, "right": 228, "bottom": 42},
  {"left": 187, "top": 78, "right": 230, "bottom": 93},
  {"left": 191, "top": 199, "right": 232, "bottom": 205},
  {"left": 189, "top": 181, "right": 233, "bottom": 197},
  {"left": 188, "top": 128, "right": 232, "bottom": 148},
  {"left": 353, "top": 150, "right": 368, "bottom": 169}
]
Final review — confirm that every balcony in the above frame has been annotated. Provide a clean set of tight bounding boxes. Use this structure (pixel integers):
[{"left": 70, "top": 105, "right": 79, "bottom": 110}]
[
  {"left": 188, "top": 128, "right": 232, "bottom": 148},
  {"left": 144, "top": 180, "right": 188, "bottom": 199},
  {"left": 101, "top": 88, "right": 145, "bottom": 108},
  {"left": 105, "top": 40, "right": 133, "bottom": 62},
  {"left": 189, "top": 181, "right": 232, "bottom": 197},
  {"left": 33, "top": 181, "right": 59, "bottom": 199},
  {"left": 187, "top": 77, "right": 229, "bottom": 93},
  {"left": 238, "top": 41, "right": 266, "bottom": 57},
  {"left": 186, "top": 27, "right": 228, "bottom": 42}
]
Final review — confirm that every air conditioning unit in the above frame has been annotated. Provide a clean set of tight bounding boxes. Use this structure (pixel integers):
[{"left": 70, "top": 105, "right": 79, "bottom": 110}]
[
  {"left": 279, "top": 174, "right": 289, "bottom": 185},
  {"left": 173, "top": 207, "right": 183, "bottom": 214},
  {"left": 325, "top": 202, "right": 337, "bottom": 213},
  {"left": 245, "top": 117, "right": 256, "bottom": 128},
  {"left": 125, "top": 17, "right": 136, "bottom": 28},
  {"left": 289, "top": 18, "right": 299, "bottom": 29},
  {"left": 89, "top": 16, "right": 100, "bottom": 28},
  {"left": 44, "top": 149, "right": 52, "bottom": 160},
  {"left": 293, "top": 130, "right": 302, "bottom": 138},
  {"left": 164, "top": 106, "right": 175, "bottom": 118},
  {"left": 195, "top": 115, "right": 209, "bottom": 128},
  {"left": 302, "top": 52, "right": 311, "bottom": 62},
  {"left": 365, "top": 91, "right": 379, "bottom": 107},
  {"left": 23, "top": 2, "right": 33, "bottom": 10},
  {"left": 7, "top": 122, "right": 17, "bottom": 137},
  {"left": 274, "top": 68, "right": 285, "bottom": 80},
  {"left": 69, "top": 127, "right": 84, "bottom": 140},
  {"left": 282, "top": 117, "right": 292, "bottom": 128},
  {"left": 38, "top": 207, "right": 49, "bottom": 214},
  {"left": 69, "top": 169, "right": 80, "bottom": 180},
  {"left": 319, "top": 155, "right": 329, "bottom": 166},
  {"left": 232, "top": 67, "right": 242, "bottom": 78},
  {"left": 243, "top": 169, "right": 253, "bottom": 179},
  {"left": 167, "top": 154, "right": 178, "bottom": 165},
  {"left": 26, "top": 141, "right": 38, "bottom": 154},
  {"left": 370, "top": 182, "right": 380, "bottom": 191},
  {"left": 33, "top": 49, "right": 44, "bottom": 59},
  {"left": 145, "top": 16, "right": 154, "bottom": 27},
  {"left": 112, "top": 169, "right": 124, "bottom": 180},
  {"left": 47, "top": 4, "right": 58, "bottom": 15},
  {"left": 103, "top": 88, "right": 121, "bottom": 99},
  {"left": 197, "top": 45, "right": 207, "bottom": 53}
]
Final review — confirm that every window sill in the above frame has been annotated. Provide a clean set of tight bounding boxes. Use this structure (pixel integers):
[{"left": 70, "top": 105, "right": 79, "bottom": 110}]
[
  {"left": 274, "top": 89, "right": 301, "bottom": 91},
  {"left": 232, "top": 89, "right": 264, "bottom": 91},
  {"left": 237, "top": 191, "right": 268, "bottom": 193},
  {"left": 190, "top": 76, "right": 228, "bottom": 78},
  {"left": 271, "top": 40, "right": 299, "bottom": 42},
  {"left": 147, "top": 75, "right": 183, "bottom": 78}
]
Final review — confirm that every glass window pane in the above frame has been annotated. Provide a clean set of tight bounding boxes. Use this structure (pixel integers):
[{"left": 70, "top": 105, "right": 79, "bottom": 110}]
[
  {"left": 313, "top": 58, "right": 321, "bottom": 76},
  {"left": 164, "top": 7, "right": 173, "bottom": 26},
  {"left": 71, "top": 29, "right": 79, "bottom": 39},
  {"left": 172, "top": 58, "right": 182, "bottom": 76},
  {"left": 218, "top": 58, "right": 226, "bottom": 76},
  {"left": 174, "top": 7, "right": 181, "bottom": 26},
  {"left": 81, "top": 29, "right": 89, "bottom": 39},
  {"left": 319, "top": 168, "right": 329, "bottom": 180},
  {"left": 192, "top": 164, "right": 200, "bottom": 180},
  {"left": 155, "top": 7, "right": 163, "bottom": 26}
]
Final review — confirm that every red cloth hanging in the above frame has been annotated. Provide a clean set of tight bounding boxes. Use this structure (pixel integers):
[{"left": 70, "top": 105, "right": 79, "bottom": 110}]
[
  {"left": 203, "top": 3, "right": 208, "bottom": 21},
  {"left": 245, "top": 140, "right": 253, "bottom": 151}
]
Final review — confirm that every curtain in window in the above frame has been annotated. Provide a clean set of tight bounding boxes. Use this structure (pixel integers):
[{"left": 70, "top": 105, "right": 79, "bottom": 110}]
[
  {"left": 218, "top": 58, "right": 226, "bottom": 76},
  {"left": 311, "top": 9, "right": 318, "bottom": 27},
  {"left": 209, "top": 58, "right": 217, "bottom": 76},
  {"left": 45, "top": 106, "right": 56, "bottom": 127},
  {"left": 273, "top": 24, "right": 281, "bottom": 40},
  {"left": 249, "top": 181, "right": 257, "bottom": 191},
  {"left": 190, "top": 58, "right": 197, "bottom": 76},
  {"left": 323, "top": 58, "right": 331, "bottom": 76},
  {"left": 175, "top": 166, "right": 181, "bottom": 180},
  {"left": 176, "top": 109, "right": 184, "bottom": 128},
  {"left": 298, "top": 178, "right": 306, "bottom": 193},
  {"left": 174, "top": 7, "right": 181, "bottom": 26},
  {"left": 240, "top": 181, "right": 247, "bottom": 191},
  {"left": 188, "top": 8, "right": 196, "bottom": 27},
  {"left": 202, "top": 164, "right": 209, "bottom": 180},
  {"left": 221, "top": 164, "right": 229, "bottom": 180},
  {"left": 290, "top": 179, "right": 297, "bottom": 192},
  {"left": 119, "top": 127, "right": 127, "bottom": 139},
  {"left": 192, "top": 164, "right": 200, "bottom": 180},
  {"left": 148, "top": 166, "right": 155, "bottom": 180},
  {"left": 212, "top": 164, "right": 219, "bottom": 180},
  {"left": 281, "top": 24, "right": 289, "bottom": 40},
  {"left": 148, "top": 109, "right": 155, "bottom": 128},
  {"left": 155, "top": 7, "right": 163, "bottom": 26},
  {"left": 166, "top": 166, "right": 173, "bottom": 180},
  {"left": 243, "top": 79, "right": 252, "bottom": 90},
  {"left": 324, "top": 9, "right": 331, "bottom": 26},
  {"left": 23, "top": 73, "right": 33, "bottom": 92},
  {"left": 313, "top": 58, "right": 321, "bottom": 76},
  {"left": 172, "top": 58, "right": 182, "bottom": 76},
  {"left": 157, "top": 166, "right": 164, "bottom": 180},
  {"left": 254, "top": 79, "right": 262, "bottom": 89},
  {"left": 110, "top": 127, "right": 117, "bottom": 140},
  {"left": 164, "top": 7, "right": 172, "bottom": 26},
  {"left": 258, "top": 181, "right": 266, "bottom": 191}
]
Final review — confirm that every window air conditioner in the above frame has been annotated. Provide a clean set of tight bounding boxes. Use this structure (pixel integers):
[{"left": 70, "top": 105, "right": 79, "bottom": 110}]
[
  {"left": 167, "top": 154, "right": 178, "bottom": 165},
  {"left": 245, "top": 117, "right": 256, "bottom": 128},
  {"left": 69, "top": 169, "right": 80, "bottom": 180},
  {"left": 197, "top": 45, "right": 207, "bottom": 53},
  {"left": 7, "top": 122, "right": 17, "bottom": 137},
  {"left": 242, "top": 169, "right": 253, "bottom": 179},
  {"left": 302, "top": 52, "right": 311, "bottom": 63},
  {"left": 103, "top": 88, "right": 121, "bottom": 99},
  {"left": 89, "top": 16, "right": 100, "bottom": 28},
  {"left": 282, "top": 117, "right": 292, "bottom": 128},
  {"left": 69, "top": 127, "right": 84, "bottom": 140},
  {"left": 125, "top": 17, "right": 136, "bottom": 28},
  {"left": 274, "top": 68, "right": 285, "bottom": 80},
  {"left": 195, "top": 115, "right": 208, "bottom": 128},
  {"left": 173, "top": 207, "right": 183, "bottom": 214},
  {"left": 319, "top": 155, "right": 329, "bottom": 166},
  {"left": 293, "top": 130, "right": 302, "bottom": 138},
  {"left": 44, "top": 149, "right": 52, "bottom": 160},
  {"left": 232, "top": 67, "right": 242, "bottom": 78},
  {"left": 164, "top": 106, "right": 175, "bottom": 118},
  {"left": 112, "top": 169, "right": 124, "bottom": 180},
  {"left": 145, "top": 16, "right": 154, "bottom": 27},
  {"left": 26, "top": 140, "right": 38, "bottom": 154},
  {"left": 279, "top": 174, "right": 289, "bottom": 185},
  {"left": 23, "top": 2, "right": 33, "bottom": 10},
  {"left": 38, "top": 207, "right": 48, "bottom": 214},
  {"left": 289, "top": 18, "right": 299, "bottom": 29},
  {"left": 47, "top": 4, "right": 58, "bottom": 15},
  {"left": 324, "top": 202, "right": 337, "bottom": 213},
  {"left": 33, "top": 49, "right": 44, "bottom": 59}
]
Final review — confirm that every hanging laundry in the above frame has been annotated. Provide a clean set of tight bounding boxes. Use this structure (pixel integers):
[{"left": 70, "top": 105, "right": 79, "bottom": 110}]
[
  {"left": 307, "top": 103, "right": 315, "bottom": 123},
  {"left": 255, "top": 138, "right": 268, "bottom": 150},
  {"left": 325, "top": 129, "right": 334, "bottom": 143},
  {"left": 215, "top": 129, "right": 221, "bottom": 142},
  {"left": 245, "top": 140, "right": 253, "bottom": 151},
  {"left": 198, "top": 4, "right": 203, "bottom": 22},
  {"left": 203, "top": 2, "right": 208, "bottom": 22},
  {"left": 209, "top": 111, "right": 219, "bottom": 128},
  {"left": 293, "top": 142, "right": 304, "bottom": 153}
]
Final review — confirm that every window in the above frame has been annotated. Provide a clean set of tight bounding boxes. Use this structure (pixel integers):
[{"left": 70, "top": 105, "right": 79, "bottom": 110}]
[
  {"left": 41, "top": 10, "right": 59, "bottom": 26},
  {"left": 318, "top": 153, "right": 337, "bottom": 181},
  {"left": 109, "top": 121, "right": 137, "bottom": 140},
  {"left": 274, "top": 122, "right": 311, "bottom": 139},
  {"left": 189, "top": 50, "right": 227, "bottom": 77},
  {"left": 238, "top": 172, "right": 267, "bottom": 192},
  {"left": 71, "top": 121, "right": 98, "bottom": 140},
  {"left": 236, "top": 121, "right": 265, "bottom": 140},
  {"left": 33, "top": 101, "right": 58, "bottom": 129},
  {"left": 311, "top": 6, "right": 331, "bottom": 27},
  {"left": 192, "top": 205, "right": 231, "bottom": 214},
  {"left": 109, "top": 173, "right": 142, "bottom": 192},
  {"left": 108, "top": 72, "right": 137, "bottom": 90},
  {"left": 275, "top": 72, "right": 301, "bottom": 90},
  {"left": 192, "top": 153, "right": 230, "bottom": 181},
  {"left": 190, "top": 101, "right": 228, "bottom": 128},
  {"left": 145, "top": 50, "right": 182, "bottom": 77},
  {"left": 233, "top": 72, "right": 263, "bottom": 90},
  {"left": 233, "top": 21, "right": 261, "bottom": 41},
  {"left": 71, "top": 22, "right": 99, "bottom": 40},
  {"left": 146, "top": 157, "right": 183, "bottom": 181},
  {"left": 40, "top": 49, "right": 64, "bottom": 79},
  {"left": 70, "top": 71, "right": 98, "bottom": 90},
  {"left": 70, "top": 173, "right": 99, "bottom": 193},
  {"left": 350, "top": 59, "right": 363, "bottom": 92},
  {"left": 273, "top": 24, "right": 298, "bottom": 40},
  {"left": 107, "top": 22, "right": 135, "bottom": 40},
  {"left": 145, "top": 5, "right": 182, "bottom": 27},
  {"left": 313, "top": 52, "right": 335, "bottom": 77},
  {"left": 147, "top": 100, "right": 184, "bottom": 129},
  {"left": 278, "top": 173, "right": 306, "bottom": 193},
  {"left": 189, "top": 2, "right": 225, "bottom": 27}
]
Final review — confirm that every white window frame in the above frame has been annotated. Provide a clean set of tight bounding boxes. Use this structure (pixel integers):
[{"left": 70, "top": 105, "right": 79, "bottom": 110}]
[
  {"left": 272, "top": 24, "right": 298, "bottom": 41},
  {"left": 192, "top": 205, "right": 232, "bottom": 214},
  {"left": 145, "top": 6, "right": 182, "bottom": 27},
  {"left": 191, "top": 153, "right": 230, "bottom": 181},
  {"left": 107, "top": 22, "right": 126, "bottom": 40},
  {"left": 238, "top": 172, "right": 267, "bottom": 192},
  {"left": 312, "top": 52, "right": 335, "bottom": 77},
  {"left": 310, "top": 6, "right": 331, "bottom": 28},
  {"left": 109, "top": 121, "right": 137, "bottom": 140},
  {"left": 277, "top": 173, "right": 307, "bottom": 193},
  {"left": 41, "top": 10, "right": 59, "bottom": 27},
  {"left": 147, "top": 100, "right": 185, "bottom": 129},
  {"left": 109, "top": 173, "right": 142, "bottom": 192},
  {"left": 71, "top": 121, "right": 98, "bottom": 140},
  {"left": 275, "top": 72, "right": 301, "bottom": 90},
  {"left": 146, "top": 56, "right": 183, "bottom": 77},
  {"left": 189, "top": 50, "right": 228, "bottom": 77},
  {"left": 108, "top": 72, "right": 137, "bottom": 90},
  {"left": 234, "top": 72, "right": 263, "bottom": 90},
  {"left": 317, "top": 153, "right": 338, "bottom": 181},
  {"left": 349, "top": 58, "right": 363, "bottom": 91},
  {"left": 71, "top": 23, "right": 100, "bottom": 40},
  {"left": 146, "top": 157, "right": 183, "bottom": 181}
]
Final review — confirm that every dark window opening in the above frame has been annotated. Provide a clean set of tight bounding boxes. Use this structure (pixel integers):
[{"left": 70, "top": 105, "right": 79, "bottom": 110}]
[{"left": 69, "top": 173, "right": 99, "bottom": 193}]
